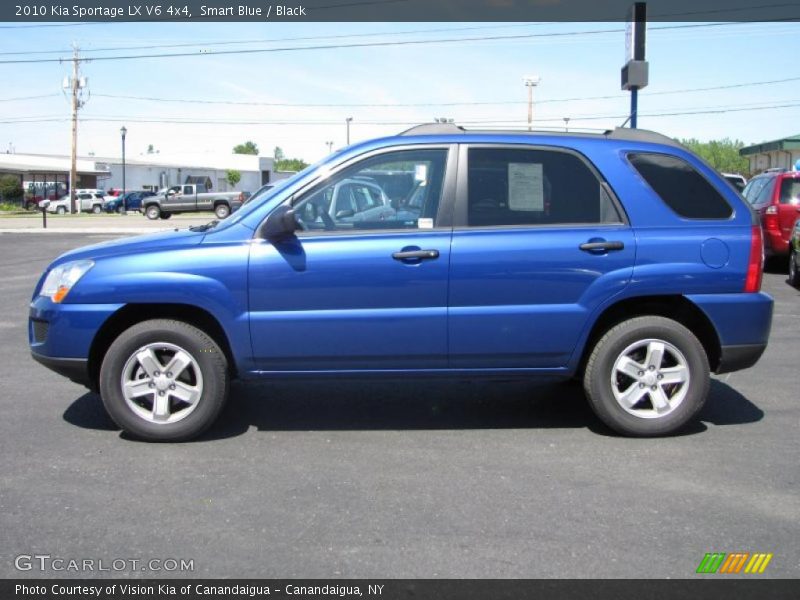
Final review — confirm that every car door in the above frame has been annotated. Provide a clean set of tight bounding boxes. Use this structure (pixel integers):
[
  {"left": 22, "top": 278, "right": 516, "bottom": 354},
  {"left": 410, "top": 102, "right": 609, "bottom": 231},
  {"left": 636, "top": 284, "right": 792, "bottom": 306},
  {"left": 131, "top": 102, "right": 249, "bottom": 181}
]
[
  {"left": 248, "top": 146, "right": 456, "bottom": 371},
  {"left": 448, "top": 144, "right": 636, "bottom": 369}
]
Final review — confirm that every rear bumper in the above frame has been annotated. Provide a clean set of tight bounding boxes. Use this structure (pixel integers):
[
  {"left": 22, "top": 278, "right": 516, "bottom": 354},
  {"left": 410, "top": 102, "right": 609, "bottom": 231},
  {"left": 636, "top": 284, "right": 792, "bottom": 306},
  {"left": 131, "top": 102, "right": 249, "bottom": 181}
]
[
  {"left": 686, "top": 291, "right": 773, "bottom": 374},
  {"left": 764, "top": 230, "right": 789, "bottom": 256},
  {"left": 716, "top": 343, "right": 767, "bottom": 375}
]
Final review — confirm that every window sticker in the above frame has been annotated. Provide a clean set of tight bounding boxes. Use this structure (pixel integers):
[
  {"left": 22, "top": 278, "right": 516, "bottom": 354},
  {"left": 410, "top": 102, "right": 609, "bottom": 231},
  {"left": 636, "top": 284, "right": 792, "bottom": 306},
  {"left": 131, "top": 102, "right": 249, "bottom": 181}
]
[
  {"left": 508, "top": 162, "right": 544, "bottom": 211},
  {"left": 418, "top": 217, "right": 434, "bottom": 229},
  {"left": 415, "top": 164, "right": 428, "bottom": 182}
]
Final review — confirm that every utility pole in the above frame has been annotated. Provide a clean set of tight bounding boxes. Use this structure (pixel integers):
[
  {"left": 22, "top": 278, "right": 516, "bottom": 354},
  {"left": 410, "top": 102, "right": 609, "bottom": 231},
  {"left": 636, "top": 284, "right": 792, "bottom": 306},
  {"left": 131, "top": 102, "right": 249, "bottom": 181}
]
[
  {"left": 64, "top": 44, "right": 88, "bottom": 214},
  {"left": 524, "top": 76, "right": 541, "bottom": 131},
  {"left": 326, "top": 141, "right": 334, "bottom": 154}
]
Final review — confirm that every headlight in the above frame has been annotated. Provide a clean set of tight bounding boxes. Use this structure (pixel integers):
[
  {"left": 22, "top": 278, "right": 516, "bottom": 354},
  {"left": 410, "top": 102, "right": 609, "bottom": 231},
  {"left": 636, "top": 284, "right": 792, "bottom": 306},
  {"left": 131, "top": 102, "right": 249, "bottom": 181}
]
[{"left": 40, "top": 260, "right": 94, "bottom": 303}]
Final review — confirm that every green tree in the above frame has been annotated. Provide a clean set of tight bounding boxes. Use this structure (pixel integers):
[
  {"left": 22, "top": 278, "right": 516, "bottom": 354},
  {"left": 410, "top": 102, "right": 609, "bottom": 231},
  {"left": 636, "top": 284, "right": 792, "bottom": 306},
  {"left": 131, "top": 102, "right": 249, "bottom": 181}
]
[
  {"left": 275, "top": 158, "right": 309, "bottom": 172},
  {"left": 679, "top": 138, "right": 750, "bottom": 175},
  {"left": 225, "top": 169, "right": 242, "bottom": 189},
  {"left": 0, "top": 174, "right": 23, "bottom": 201},
  {"left": 146, "top": 144, "right": 155, "bottom": 154},
  {"left": 233, "top": 141, "right": 259, "bottom": 155},
  {"left": 273, "top": 146, "right": 285, "bottom": 161}
]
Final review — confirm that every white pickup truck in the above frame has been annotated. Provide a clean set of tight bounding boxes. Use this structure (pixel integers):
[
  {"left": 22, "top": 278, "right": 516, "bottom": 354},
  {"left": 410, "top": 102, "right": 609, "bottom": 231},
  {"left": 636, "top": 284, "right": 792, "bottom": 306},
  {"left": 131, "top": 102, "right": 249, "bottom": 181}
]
[{"left": 143, "top": 183, "right": 246, "bottom": 220}]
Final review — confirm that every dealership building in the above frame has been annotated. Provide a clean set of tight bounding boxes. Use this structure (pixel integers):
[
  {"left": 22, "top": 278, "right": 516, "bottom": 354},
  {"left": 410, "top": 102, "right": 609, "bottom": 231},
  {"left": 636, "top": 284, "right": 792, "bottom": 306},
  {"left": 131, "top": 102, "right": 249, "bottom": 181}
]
[
  {"left": 740, "top": 134, "right": 800, "bottom": 174},
  {"left": 0, "top": 151, "right": 277, "bottom": 203}
]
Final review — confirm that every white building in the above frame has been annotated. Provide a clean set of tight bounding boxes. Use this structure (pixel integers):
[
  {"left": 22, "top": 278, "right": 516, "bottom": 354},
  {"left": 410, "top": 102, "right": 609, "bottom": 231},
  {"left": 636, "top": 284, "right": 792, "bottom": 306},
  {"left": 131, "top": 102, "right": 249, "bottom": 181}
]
[
  {"left": 99, "top": 151, "right": 277, "bottom": 193},
  {"left": 0, "top": 151, "right": 278, "bottom": 204},
  {"left": 740, "top": 135, "right": 800, "bottom": 174}
]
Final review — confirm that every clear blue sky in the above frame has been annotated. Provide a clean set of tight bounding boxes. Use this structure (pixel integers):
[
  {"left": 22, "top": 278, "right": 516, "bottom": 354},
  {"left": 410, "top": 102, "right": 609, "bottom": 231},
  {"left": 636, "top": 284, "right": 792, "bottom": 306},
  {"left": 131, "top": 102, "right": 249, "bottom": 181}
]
[{"left": 0, "top": 21, "right": 796, "bottom": 162}]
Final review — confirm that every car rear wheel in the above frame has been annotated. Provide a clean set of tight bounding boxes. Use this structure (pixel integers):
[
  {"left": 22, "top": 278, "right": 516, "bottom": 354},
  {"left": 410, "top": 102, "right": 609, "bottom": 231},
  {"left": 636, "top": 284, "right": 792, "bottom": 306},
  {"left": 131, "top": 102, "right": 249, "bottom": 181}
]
[
  {"left": 117, "top": 205, "right": 125, "bottom": 214},
  {"left": 57, "top": 206, "right": 66, "bottom": 215},
  {"left": 99, "top": 319, "right": 229, "bottom": 442},
  {"left": 583, "top": 316, "right": 709, "bottom": 437},
  {"left": 790, "top": 248, "right": 800, "bottom": 288},
  {"left": 92, "top": 204, "right": 102, "bottom": 214},
  {"left": 145, "top": 205, "right": 160, "bottom": 220}
]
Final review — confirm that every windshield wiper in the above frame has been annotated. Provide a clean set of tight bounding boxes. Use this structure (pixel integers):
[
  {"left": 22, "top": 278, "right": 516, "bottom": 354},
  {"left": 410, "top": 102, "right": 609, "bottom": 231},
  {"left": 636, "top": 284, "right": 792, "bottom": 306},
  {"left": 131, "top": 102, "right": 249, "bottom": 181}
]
[{"left": 189, "top": 219, "right": 219, "bottom": 232}]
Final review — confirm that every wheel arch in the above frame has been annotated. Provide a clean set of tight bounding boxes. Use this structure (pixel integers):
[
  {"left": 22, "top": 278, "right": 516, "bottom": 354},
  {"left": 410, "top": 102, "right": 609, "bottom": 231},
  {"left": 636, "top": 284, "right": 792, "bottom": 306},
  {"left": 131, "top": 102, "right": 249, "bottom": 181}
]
[
  {"left": 88, "top": 303, "right": 238, "bottom": 391},
  {"left": 575, "top": 295, "right": 722, "bottom": 378}
]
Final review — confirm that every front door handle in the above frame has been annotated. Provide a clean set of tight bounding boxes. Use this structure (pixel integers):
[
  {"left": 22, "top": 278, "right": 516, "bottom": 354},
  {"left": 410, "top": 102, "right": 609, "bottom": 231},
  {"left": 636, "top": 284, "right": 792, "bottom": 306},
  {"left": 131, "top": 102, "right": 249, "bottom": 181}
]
[
  {"left": 392, "top": 249, "right": 440, "bottom": 261},
  {"left": 579, "top": 240, "right": 625, "bottom": 252}
]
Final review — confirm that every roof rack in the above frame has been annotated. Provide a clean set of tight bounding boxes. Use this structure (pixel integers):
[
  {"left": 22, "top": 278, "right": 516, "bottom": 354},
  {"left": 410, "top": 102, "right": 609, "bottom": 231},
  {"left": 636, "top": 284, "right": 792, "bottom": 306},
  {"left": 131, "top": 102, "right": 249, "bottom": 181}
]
[
  {"left": 398, "top": 123, "right": 681, "bottom": 147},
  {"left": 399, "top": 123, "right": 466, "bottom": 136}
]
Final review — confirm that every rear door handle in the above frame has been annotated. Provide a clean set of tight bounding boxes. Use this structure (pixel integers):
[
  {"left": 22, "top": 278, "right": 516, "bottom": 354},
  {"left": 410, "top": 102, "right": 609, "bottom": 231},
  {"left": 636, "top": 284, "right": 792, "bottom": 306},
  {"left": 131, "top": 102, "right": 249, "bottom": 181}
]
[
  {"left": 392, "top": 249, "right": 440, "bottom": 260},
  {"left": 579, "top": 240, "right": 625, "bottom": 252}
]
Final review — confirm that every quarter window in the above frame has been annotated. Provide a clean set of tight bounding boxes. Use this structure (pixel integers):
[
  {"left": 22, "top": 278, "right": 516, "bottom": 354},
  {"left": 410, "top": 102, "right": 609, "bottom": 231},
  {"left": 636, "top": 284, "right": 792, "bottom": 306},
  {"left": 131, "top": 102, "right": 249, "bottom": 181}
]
[
  {"left": 779, "top": 178, "right": 800, "bottom": 205},
  {"left": 293, "top": 149, "right": 448, "bottom": 232},
  {"left": 466, "top": 147, "right": 621, "bottom": 227},
  {"left": 628, "top": 153, "right": 733, "bottom": 219}
]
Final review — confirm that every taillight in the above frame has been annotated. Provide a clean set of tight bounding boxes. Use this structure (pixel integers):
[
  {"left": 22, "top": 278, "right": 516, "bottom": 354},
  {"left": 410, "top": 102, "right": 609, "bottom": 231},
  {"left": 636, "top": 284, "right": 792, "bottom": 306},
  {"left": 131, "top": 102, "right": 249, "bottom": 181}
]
[
  {"left": 744, "top": 225, "right": 763, "bottom": 293},
  {"left": 764, "top": 204, "right": 779, "bottom": 230}
]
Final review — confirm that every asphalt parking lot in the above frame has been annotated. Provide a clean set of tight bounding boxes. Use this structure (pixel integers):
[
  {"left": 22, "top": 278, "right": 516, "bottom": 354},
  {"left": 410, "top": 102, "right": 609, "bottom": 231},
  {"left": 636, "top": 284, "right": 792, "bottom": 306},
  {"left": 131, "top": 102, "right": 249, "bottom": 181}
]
[{"left": 1, "top": 232, "right": 798, "bottom": 579}]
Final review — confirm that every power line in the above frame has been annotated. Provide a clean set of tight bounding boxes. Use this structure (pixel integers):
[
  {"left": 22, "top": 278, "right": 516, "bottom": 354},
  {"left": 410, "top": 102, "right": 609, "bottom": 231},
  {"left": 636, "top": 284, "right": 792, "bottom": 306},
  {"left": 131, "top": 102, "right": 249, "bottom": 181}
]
[
  {"left": 90, "top": 75, "right": 800, "bottom": 108},
  {"left": 0, "top": 22, "right": 549, "bottom": 56},
  {"left": 0, "top": 93, "right": 61, "bottom": 102},
  {"left": 3, "top": 99, "right": 799, "bottom": 126},
  {"left": 0, "top": 22, "right": 781, "bottom": 65}
]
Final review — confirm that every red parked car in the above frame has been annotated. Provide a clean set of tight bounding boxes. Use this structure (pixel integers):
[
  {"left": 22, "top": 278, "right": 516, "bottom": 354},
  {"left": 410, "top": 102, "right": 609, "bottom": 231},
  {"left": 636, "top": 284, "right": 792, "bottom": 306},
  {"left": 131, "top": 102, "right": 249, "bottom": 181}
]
[{"left": 742, "top": 169, "right": 800, "bottom": 257}]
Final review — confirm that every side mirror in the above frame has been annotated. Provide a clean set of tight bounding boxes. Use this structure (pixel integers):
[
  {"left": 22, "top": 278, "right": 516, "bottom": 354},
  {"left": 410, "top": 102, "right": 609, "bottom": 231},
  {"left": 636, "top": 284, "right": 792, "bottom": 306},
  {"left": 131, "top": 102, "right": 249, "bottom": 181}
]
[{"left": 261, "top": 205, "right": 299, "bottom": 240}]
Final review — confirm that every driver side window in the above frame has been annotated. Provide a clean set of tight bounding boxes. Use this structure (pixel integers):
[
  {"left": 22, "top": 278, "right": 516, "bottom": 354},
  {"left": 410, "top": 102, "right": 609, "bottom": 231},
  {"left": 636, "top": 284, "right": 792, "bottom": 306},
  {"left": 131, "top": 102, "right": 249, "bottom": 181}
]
[{"left": 293, "top": 149, "right": 449, "bottom": 232}]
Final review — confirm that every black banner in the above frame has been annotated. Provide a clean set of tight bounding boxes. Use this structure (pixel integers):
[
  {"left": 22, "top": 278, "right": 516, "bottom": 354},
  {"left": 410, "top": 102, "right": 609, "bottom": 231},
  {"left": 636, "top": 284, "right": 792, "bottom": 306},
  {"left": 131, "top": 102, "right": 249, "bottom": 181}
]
[
  {"left": 2, "top": 0, "right": 800, "bottom": 23},
  {"left": 3, "top": 579, "right": 800, "bottom": 600}
]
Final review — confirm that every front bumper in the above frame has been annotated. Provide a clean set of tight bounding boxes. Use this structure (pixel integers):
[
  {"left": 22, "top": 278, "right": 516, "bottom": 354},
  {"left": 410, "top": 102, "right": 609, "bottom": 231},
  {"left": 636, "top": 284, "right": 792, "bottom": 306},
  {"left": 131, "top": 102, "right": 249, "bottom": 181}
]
[
  {"left": 30, "top": 352, "right": 91, "bottom": 388},
  {"left": 29, "top": 297, "right": 123, "bottom": 388}
]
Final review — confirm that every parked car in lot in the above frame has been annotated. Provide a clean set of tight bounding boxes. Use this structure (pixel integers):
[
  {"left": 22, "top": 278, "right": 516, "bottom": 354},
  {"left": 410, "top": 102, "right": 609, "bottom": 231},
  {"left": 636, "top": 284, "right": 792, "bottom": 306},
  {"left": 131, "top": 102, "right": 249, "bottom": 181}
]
[
  {"left": 29, "top": 125, "right": 773, "bottom": 441},
  {"left": 742, "top": 169, "right": 800, "bottom": 257},
  {"left": 722, "top": 172, "right": 747, "bottom": 192},
  {"left": 143, "top": 184, "right": 245, "bottom": 220},
  {"left": 104, "top": 190, "right": 156, "bottom": 214},
  {"left": 47, "top": 192, "right": 108, "bottom": 214},
  {"left": 790, "top": 220, "right": 800, "bottom": 287}
]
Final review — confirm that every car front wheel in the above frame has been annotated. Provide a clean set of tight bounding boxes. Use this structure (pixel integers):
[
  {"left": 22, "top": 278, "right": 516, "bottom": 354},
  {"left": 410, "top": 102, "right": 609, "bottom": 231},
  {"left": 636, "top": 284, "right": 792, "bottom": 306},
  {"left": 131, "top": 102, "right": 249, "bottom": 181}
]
[
  {"left": 57, "top": 206, "right": 66, "bottom": 215},
  {"left": 99, "top": 319, "right": 229, "bottom": 442},
  {"left": 583, "top": 316, "right": 709, "bottom": 437},
  {"left": 145, "top": 205, "right": 160, "bottom": 220}
]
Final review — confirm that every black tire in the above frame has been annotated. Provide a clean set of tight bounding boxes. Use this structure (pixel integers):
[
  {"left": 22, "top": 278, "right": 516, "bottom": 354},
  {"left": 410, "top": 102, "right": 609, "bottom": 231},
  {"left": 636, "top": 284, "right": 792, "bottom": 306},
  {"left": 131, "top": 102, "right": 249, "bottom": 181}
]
[
  {"left": 214, "top": 203, "right": 231, "bottom": 219},
  {"left": 145, "top": 204, "right": 160, "bottom": 220},
  {"left": 92, "top": 204, "right": 102, "bottom": 214},
  {"left": 57, "top": 206, "right": 66, "bottom": 215},
  {"left": 159, "top": 213, "right": 172, "bottom": 220},
  {"left": 99, "top": 319, "right": 229, "bottom": 442},
  {"left": 790, "top": 248, "right": 800, "bottom": 288},
  {"left": 583, "top": 316, "right": 710, "bottom": 437}
]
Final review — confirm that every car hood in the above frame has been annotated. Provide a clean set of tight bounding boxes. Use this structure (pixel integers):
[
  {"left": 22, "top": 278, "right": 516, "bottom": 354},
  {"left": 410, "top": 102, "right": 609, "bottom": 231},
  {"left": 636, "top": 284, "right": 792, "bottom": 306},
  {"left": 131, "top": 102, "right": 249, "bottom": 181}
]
[{"left": 52, "top": 228, "right": 206, "bottom": 266}]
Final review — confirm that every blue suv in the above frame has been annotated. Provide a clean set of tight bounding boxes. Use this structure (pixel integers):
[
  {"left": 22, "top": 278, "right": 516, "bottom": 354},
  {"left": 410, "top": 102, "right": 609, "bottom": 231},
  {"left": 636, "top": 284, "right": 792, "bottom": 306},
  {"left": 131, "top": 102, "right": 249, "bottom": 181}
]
[{"left": 29, "top": 125, "right": 773, "bottom": 441}]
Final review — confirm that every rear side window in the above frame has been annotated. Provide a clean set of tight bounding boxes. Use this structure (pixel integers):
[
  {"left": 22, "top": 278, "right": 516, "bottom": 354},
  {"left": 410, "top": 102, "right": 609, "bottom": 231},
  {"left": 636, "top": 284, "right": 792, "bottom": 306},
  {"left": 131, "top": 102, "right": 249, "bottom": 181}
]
[
  {"left": 628, "top": 153, "right": 733, "bottom": 219},
  {"left": 467, "top": 147, "right": 621, "bottom": 227},
  {"left": 742, "top": 177, "right": 768, "bottom": 203},
  {"left": 779, "top": 178, "right": 800, "bottom": 205}
]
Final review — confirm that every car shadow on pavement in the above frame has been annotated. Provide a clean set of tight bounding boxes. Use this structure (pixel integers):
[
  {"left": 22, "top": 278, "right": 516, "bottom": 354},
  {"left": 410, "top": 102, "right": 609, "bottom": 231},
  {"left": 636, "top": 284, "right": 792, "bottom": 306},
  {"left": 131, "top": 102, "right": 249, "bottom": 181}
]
[{"left": 62, "top": 377, "right": 764, "bottom": 441}]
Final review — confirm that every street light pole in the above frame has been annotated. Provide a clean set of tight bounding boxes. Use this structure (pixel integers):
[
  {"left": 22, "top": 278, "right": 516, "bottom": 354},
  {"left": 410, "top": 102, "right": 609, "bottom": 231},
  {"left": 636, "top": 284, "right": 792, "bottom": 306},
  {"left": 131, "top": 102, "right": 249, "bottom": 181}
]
[
  {"left": 120, "top": 126, "right": 127, "bottom": 210},
  {"left": 523, "top": 75, "right": 541, "bottom": 131},
  {"left": 563, "top": 117, "right": 570, "bottom": 132},
  {"left": 346, "top": 117, "right": 353, "bottom": 145},
  {"left": 326, "top": 141, "right": 334, "bottom": 154}
]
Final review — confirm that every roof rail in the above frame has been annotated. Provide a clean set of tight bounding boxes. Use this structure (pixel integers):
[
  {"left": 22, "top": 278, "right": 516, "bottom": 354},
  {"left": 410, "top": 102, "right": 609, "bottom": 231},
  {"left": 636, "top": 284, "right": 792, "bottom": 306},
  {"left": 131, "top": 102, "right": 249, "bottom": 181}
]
[
  {"left": 397, "top": 123, "right": 682, "bottom": 148},
  {"left": 399, "top": 123, "right": 466, "bottom": 136},
  {"left": 603, "top": 127, "right": 682, "bottom": 147}
]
